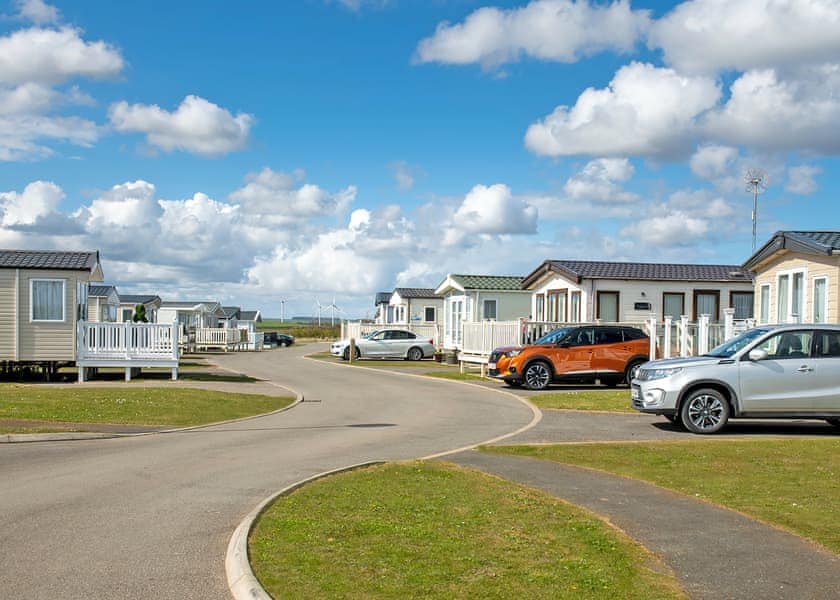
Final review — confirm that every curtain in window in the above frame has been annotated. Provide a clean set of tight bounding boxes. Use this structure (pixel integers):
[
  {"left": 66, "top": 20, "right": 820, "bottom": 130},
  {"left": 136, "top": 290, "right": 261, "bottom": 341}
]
[
  {"left": 557, "top": 293, "right": 566, "bottom": 322},
  {"left": 792, "top": 272, "right": 804, "bottom": 320},
  {"left": 663, "top": 293, "right": 684, "bottom": 320},
  {"left": 570, "top": 292, "right": 580, "bottom": 322},
  {"left": 814, "top": 279, "right": 827, "bottom": 322},
  {"left": 535, "top": 295, "right": 544, "bottom": 321},
  {"left": 696, "top": 293, "right": 717, "bottom": 319},
  {"left": 599, "top": 293, "right": 618, "bottom": 322},
  {"left": 777, "top": 275, "right": 789, "bottom": 322},
  {"left": 732, "top": 293, "right": 754, "bottom": 319},
  {"left": 760, "top": 286, "right": 770, "bottom": 324},
  {"left": 483, "top": 300, "right": 497, "bottom": 320},
  {"left": 32, "top": 280, "right": 63, "bottom": 320}
]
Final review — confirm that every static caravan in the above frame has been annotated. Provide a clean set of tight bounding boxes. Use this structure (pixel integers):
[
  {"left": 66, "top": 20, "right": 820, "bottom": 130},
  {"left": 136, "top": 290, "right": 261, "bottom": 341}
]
[
  {"left": 88, "top": 284, "right": 119, "bottom": 323},
  {"left": 0, "top": 249, "right": 102, "bottom": 367}
]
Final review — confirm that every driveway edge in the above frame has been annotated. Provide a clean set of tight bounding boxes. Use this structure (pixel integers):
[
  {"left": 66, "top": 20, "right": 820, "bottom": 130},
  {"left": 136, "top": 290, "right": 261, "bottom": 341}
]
[{"left": 226, "top": 461, "right": 384, "bottom": 600}]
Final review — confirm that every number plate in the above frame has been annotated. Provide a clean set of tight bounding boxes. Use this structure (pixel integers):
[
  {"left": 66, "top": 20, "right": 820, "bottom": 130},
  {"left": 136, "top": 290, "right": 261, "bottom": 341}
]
[{"left": 488, "top": 362, "right": 496, "bottom": 370}]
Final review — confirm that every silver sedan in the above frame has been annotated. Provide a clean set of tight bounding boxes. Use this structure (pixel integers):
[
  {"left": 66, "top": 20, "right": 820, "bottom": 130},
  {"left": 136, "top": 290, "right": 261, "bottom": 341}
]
[{"left": 330, "top": 329, "right": 435, "bottom": 361}]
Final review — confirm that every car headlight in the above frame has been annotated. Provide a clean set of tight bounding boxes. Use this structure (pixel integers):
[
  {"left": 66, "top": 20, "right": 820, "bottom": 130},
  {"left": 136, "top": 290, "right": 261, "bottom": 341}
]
[
  {"left": 505, "top": 350, "right": 521, "bottom": 358},
  {"left": 639, "top": 367, "right": 682, "bottom": 381}
]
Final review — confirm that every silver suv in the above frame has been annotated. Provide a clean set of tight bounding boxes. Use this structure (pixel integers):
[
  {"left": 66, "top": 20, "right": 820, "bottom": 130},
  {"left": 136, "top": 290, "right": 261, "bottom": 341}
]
[{"left": 632, "top": 324, "right": 840, "bottom": 434}]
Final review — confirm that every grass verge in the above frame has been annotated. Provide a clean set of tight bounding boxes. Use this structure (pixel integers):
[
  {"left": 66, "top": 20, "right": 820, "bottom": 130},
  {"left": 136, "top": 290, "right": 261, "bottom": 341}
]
[
  {"left": 527, "top": 390, "right": 633, "bottom": 412},
  {"left": 484, "top": 439, "right": 840, "bottom": 554},
  {"left": 423, "top": 370, "right": 485, "bottom": 381},
  {"left": 0, "top": 385, "right": 294, "bottom": 428},
  {"left": 249, "top": 461, "right": 684, "bottom": 599}
]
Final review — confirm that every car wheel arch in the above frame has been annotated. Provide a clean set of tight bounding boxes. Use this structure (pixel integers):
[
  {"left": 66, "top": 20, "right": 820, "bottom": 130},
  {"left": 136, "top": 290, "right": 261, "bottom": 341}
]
[
  {"left": 678, "top": 380, "right": 738, "bottom": 416},
  {"left": 522, "top": 355, "right": 555, "bottom": 377}
]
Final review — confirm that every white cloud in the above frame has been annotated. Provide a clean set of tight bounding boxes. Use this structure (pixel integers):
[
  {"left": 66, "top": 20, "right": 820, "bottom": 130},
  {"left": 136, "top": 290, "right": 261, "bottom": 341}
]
[
  {"left": 0, "top": 113, "right": 98, "bottom": 160},
  {"left": 415, "top": 0, "right": 649, "bottom": 68},
  {"left": 562, "top": 157, "right": 638, "bottom": 204},
  {"left": 0, "top": 27, "right": 123, "bottom": 85},
  {"left": 704, "top": 66, "right": 840, "bottom": 154},
  {"left": 108, "top": 95, "right": 253, "bottom": 157},
  {"left": 786, "top": 164, "right": 821, "bottom": 195},
  {"left": 79, "top": 180, "right": 162, "bottom": 229},
  {"left": 389, "top": 160, "right": 418, "bottom": 191},
  {"left": 228, "top": 168, "right": 356, "bottom": 223},
  {"left": 621, "top": 212, "right": 710, "bottom": 246},
  {"left": 15, "top": 0, "right": 60, "bottom": 24},
  {"left": 0, "top": 180, "right": 63, "bottom": 226},
  {"left": 524, "top": 62, "right": 720, "bottom": 158},
  {"left": 689, "top": 144, "right": 739, "bottom": 181},
  {"left": 649, "top": 0, "right": 840, "bottom": 75},
  {"left": 453, "top": 183, "right": 538, "bottom": 234}
]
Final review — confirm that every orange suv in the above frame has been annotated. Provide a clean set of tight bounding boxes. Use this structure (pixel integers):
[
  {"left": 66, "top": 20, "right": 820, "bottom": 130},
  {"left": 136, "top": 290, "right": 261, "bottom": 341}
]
[{"left": 489, "top": 325, "right": 650, "bottom": 390}]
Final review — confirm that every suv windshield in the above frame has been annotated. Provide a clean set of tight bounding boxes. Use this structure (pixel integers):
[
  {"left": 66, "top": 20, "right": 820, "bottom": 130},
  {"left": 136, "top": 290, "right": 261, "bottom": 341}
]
[
  {"left": 535, "top": 327, "right": 573, "bottom": 345},
  {"left": 705, "top": 327, "right": 774, "bottom": 358}
]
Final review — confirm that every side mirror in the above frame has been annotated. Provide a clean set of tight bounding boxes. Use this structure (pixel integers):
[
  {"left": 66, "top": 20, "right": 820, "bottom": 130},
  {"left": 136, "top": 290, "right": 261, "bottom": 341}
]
[{"left": 748, "top": 348, "right": 768, "bottom": 361}]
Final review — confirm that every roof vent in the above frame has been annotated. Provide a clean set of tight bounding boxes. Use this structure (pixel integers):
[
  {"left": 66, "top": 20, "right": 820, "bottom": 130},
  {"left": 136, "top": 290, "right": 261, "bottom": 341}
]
[{"left": 728, "top": 271, "right": 746, "bottom": 278}]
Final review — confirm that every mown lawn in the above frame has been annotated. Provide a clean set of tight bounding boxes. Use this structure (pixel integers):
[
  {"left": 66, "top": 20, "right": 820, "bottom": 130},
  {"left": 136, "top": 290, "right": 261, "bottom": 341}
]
[
  {"left": 250, "top": 461, "right": 684, "bottom": 599},
  {"left": 526, "top": 390, "right": 633, "bottom": 412},
  {"left": 0, "top": 385, "right": 294, "bottom": 428},
  {"left": 484, "top": 439, "right": 840, "bottom": 554}
]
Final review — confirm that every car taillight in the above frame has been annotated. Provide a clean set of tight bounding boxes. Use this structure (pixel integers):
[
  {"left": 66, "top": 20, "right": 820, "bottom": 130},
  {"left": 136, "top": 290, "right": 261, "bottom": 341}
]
[{"left": 429, "top": 339, "right": 434, "bottom": 345}]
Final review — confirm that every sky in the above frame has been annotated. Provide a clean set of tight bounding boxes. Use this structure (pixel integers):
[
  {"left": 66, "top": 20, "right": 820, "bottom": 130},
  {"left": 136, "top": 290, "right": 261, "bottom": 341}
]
[{"left": 1, "top": 0, "right": 838, "bottom": 319}]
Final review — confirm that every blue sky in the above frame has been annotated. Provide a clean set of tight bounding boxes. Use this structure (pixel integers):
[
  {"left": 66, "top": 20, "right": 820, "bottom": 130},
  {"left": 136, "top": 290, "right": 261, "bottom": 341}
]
[{"left": 1, "top": 0, "right": 838, "bottom": 318}]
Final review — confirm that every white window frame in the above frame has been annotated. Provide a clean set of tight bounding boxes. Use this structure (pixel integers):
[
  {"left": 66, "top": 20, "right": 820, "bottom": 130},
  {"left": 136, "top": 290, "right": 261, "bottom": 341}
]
[
  {"left": 813, "top": 276, "right": 828, "bottom": 323},
  {"left": 423, "top": 305, "right": 436, "bottom": 323},
  {"left": 30, "top": 278, "right": 66, "bottom": 322},
  {"left": 482, "top": 298, "right": 498, "bottom": 320},
  {"left": 759, "top": 283, "right": 771, "bottom": 324},
  {"left": 777, "top": 267, "right": 807, "bottom": 323}
]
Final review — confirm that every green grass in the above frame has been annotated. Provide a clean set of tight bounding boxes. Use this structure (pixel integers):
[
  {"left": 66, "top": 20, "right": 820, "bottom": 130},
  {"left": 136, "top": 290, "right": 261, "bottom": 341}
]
[
  {"left": 0, "top": 385, "right": 294, "bottom": 428},
  {"left": 484, "top": 439, "right": 840, "bottom": 554},
  {"left": 423, "top": 370, "right": 486, "bottom": 381},
  {"left": 527, "top": 390, "right": 634, "bottom": 412},
  {"left": 250, "top": 461, "right": 684, "bottom": 599}
]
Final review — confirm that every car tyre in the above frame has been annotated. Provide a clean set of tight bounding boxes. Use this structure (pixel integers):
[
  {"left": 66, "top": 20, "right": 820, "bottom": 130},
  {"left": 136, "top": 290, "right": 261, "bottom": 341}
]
[
  {"left": 407, "top": 347, "right": 423, "bottom": 361},
  {"left": 624, "top": 359, "right": 645, "bottom": 385},
  {"left": 523, "top": 361, "right": 552, "bottom": 391},
  {"left": 680, "top": 388, "right": 730, "bottom": 434},
  {"left": 342, "top": 347, "right": 360, "bottom": 361}
]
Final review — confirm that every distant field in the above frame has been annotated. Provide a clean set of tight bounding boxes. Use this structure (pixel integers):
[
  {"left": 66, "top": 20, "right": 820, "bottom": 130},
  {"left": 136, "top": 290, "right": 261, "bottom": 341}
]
[{"left": 258, "top": 320, "right": 340, "bottom": 339}]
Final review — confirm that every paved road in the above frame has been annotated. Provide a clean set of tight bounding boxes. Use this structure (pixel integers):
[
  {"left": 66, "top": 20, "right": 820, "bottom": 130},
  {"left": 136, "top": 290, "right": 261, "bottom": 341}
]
[{"left": 0, "top": 345, "right": 536, "bottom": 600}]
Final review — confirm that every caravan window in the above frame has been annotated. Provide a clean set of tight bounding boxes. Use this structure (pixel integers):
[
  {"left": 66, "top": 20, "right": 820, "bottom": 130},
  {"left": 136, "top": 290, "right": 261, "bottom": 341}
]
[{"left": 31, "top": 279, "right": 65, "bottom": 321}]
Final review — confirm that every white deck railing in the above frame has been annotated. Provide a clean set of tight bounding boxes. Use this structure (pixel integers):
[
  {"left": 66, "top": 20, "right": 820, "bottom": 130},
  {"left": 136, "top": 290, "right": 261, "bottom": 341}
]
[
  {"left": 246, "top": 331, "right": 264, "bottom": 351},
  {"left": 461, "top": 321, "right": 521, "bottom": 356},
  {"left": 77, "top": 321, "right": 179, "bottom": 361},
  {"left": 195, "top": 327, "right": 242, "bottom": 350}
]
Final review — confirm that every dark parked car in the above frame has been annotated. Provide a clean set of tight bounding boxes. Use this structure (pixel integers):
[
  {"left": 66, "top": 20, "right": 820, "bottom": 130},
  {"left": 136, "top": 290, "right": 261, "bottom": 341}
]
[{"left": 264, "top": 332, "right": 295, "bottom": 347}]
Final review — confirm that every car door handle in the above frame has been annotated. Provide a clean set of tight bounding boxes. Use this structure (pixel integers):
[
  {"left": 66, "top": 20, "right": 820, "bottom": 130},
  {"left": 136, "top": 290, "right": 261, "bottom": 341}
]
[{"left": 796, "top": 365, "right": 813, "bottom": 373}]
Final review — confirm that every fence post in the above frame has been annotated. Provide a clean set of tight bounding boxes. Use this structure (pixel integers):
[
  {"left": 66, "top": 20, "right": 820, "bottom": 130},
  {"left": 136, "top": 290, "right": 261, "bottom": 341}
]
[
  {"left": 679, "top": 315, "right": 689, "bottom": 357},
  {"left": 647, "top": 315, "right": 657, "bottom": 360},
  {"left": 698, "top": 314, "right": 711, "bottom": 355},
  {"left": 723, "top": 308, "right": 735, "bottom": 341},
  {"left": 125, "top": 320, "right": 131, "bottom": 360},
  {"left": 663, "top": 315, "right": 672, "bottom": 359}
]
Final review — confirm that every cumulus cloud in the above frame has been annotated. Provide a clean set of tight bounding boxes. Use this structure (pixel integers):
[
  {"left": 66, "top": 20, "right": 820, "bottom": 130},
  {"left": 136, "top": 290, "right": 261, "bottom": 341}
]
[
  {"left": 453, "top": 183, "right": 538, "bottom": 234},
  {"left": 620, "top": 189, "right": 737, "bottom": 247},
  {"left": 15, "top": 0, "right": 60, "bottom": 24},
  {"left": 228, "top": 168, "right": 356, "bottom": 223},
  {"left": 108, "top": 95, "right": 253, "bottom": 157},
  {"left": 563, "top": 157, "right": 638, "bottom": 204},
  {"left": 415, "top": 0, "right": 649, "bottom": 68},
  {"left": 649, "top": 0, "right": 840, "bottom": 75},
  {"left": 0, "top": 180, "right": 63, "bottom": 226},
  {"left": 524, "top": 62, "right": 720, "bottom": 158},
  {"left": 689, "top": 144, "right": 739, "bottom": 181},
  {"left": 703, "top": 66, "right": 840, "bottom": 154},
  {"left": 786, "top": 164, "right": 821, "bottom": 195},
  {"left": 0, "top": 27, "right": 123, "bottom": 85},
  {"left": 389, "top": 160, "right": 421, "bottom": 191},
  {"left": 78, "top": 180, "right": 162, "bottom": 230}
]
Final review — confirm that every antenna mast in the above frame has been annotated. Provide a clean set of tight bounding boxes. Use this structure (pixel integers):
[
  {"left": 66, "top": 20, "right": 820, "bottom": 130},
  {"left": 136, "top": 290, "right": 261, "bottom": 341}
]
[{"left": 744, "top": 168, "right": 767, "bottom": 251}]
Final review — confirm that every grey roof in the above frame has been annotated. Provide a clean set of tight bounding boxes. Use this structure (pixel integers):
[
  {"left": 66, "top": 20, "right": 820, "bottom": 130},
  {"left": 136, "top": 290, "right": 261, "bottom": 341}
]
[
  {"left": 0, "top": 249, "right": 99, "bottom": 271},
  {"left": 239, "top": 310, "right": 261, "bottom": 322},
  {"left": 448, "top": 274, "right": 525, "bottom": 291},
  {"left": 120, "top": 294, "right": 161, "bottom": 306},
  {"left": 394, "top": 287, "right": 442, "bottom": 299},
  {"left": 523, "top": 259, "right": 753, "bottom": 288},
  {"left": 744, "top": 230, "right": 840, "bottom": 269},
  {"left": 89, "top": 284, "right": 117, "bottom": 297},
  {"left": 374, "top": 292, "right": 391, "bottom": 306},
  {"left": 222, "top": 306, "right": 241, "bottom": 318}
]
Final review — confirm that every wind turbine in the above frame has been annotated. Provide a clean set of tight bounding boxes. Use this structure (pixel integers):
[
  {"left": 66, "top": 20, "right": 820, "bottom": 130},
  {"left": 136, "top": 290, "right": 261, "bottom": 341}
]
[
  {"left": 313, "top": 299, "right": 324, "bottom": 327},
  {"left": 328, "top": 296, "right": 344, "bottom": 326}
]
